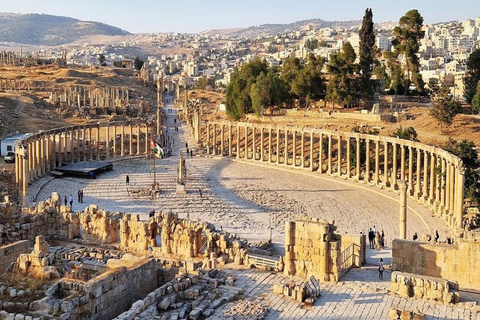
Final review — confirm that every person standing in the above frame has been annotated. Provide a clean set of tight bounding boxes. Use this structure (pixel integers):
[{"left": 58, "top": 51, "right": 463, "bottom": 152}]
[
  {"left": 368, "top": 228, "right": 374, "bottom": 249},
  {"left": 372, "top": 226, "right": 377, "bottom": 247},
  {"left": 381, "top": 230, "right": 385, "bottom": 248},
  {"left": 126, "top": 175, "right": 130, "bottom": 185},
  {"left": 68, "top": 194, "right": 73, "bottom": 208},
  {"left": 413, "top": 232, "right": 418, "bottom": 241},
  {"left": 80, "top": 190, "right": 84, "bottom": 203},
  {"left": 64, "top": 195, "right": 67, "bottom": 206},
  {"left": 434, "top": 230, "right": 439, "bottom": 243},
  {"left": 77, "top": 190, "right": 81, "bottom": 202},
  {"left": 378, "top": 258, "right": 384, "bottom": 279}
]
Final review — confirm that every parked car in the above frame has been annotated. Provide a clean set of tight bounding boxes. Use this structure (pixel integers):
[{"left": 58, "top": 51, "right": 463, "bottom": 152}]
[{"left": 3, "top": 151, "right": 15, "bottom": 163}]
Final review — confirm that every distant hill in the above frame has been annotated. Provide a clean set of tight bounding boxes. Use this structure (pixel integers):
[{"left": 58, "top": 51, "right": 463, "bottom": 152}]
[
  {"left": 201, "top": 18, "right": 363, "bottom": 38},
  {"left": 0, "top": 13, "right": 130, "bottom": 46}
]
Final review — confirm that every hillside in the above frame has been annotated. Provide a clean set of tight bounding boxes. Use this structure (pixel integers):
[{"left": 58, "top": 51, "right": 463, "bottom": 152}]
[
  {"left": 0, "top": 13, "right": 130, "bottom": 46},
  {"left": 201, "top": 18, "right": 362, "bottom": 38}
]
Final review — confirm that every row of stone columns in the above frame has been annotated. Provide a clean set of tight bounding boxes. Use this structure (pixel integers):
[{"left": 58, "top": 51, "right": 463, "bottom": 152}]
[
  {"left": 49, "top": 86, "right": 129, "bottom": 110},
  {"left": 204, "top": 122, "right": 465, "bottom": 231},
  {"left": 0, "top": 79, "right": 31, "bottom": 91},
  {"left": 15, "top": 121, "right": 150, "bottom": 205}
]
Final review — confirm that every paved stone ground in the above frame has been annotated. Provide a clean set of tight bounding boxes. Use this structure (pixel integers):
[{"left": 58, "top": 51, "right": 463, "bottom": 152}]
[{"left": 28, "top": 101, "right": 480, "bottom": 319}]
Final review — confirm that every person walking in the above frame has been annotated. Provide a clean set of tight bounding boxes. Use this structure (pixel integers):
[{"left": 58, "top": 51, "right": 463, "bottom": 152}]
[
  {"left": 64, "top": 195, "right": 67, "bottom": 206},
  {"left": 378, "top": 258, "right": 384, "bottom": 280},
  {"left": 434, "top": 230, "right": 440, "bottom": 243},
  {"left": 368, "top": 228, "right": 374, "bottom": 249},
  {"left": 80, "top": 190, "right": 84, "bottom": 203},
  {"left": 126, "top": 175, "right": 130, "bottom": 185},
  {"left": 413, "top": 232, "right": 418, "bottom": 241},
  {"left": 380, "top": 230, "right": 385, "bottom": 248},
  {"left": 68, "top": 194, "right": 73, "bottom": 208}
]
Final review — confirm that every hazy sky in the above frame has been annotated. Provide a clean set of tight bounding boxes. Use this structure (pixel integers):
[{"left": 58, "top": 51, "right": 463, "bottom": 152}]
[{"left": 2, "top": 0, "right": 479, "bottom": 33}]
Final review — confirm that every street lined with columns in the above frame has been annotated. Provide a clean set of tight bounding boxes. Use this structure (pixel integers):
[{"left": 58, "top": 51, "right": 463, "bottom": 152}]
[{"left": 202, "top": 121, "right": 465, "bottom": 234}]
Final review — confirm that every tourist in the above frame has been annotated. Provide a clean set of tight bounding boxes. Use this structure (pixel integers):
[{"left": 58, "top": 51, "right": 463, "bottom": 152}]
[
  {"left": 190, "top": 149, "right": 193, "bottom": 157},
  {"left": 378, "top": 258, "right": 384, "bottom": 279},
  {"left": 413, "top": 233, "right": 418, "bottom": 241},
  {"left": 368, "top": 228, "right": 374, "bottom": 249},
  {"left": 68, "top": 194, "right": 73, "bottom": 208},
  {"left": 80, "top": 190, "right": 84, "bottom": 203},
  {"left": 434, "top": 230, "right": 439, "bottom": 243},
  {"left": 64, "top": 195, "right": 67, "bottom": 206},
  {"left": 186, "top": 148, "right": 189, "bottom": 155},
  {"left": 372, "top": 226, "right": 377, "bottom": 247},
  {"left": 186, "top": 142, "right": 188, "bottom": 149},
  {"left": 381, "top": 230, "right": 385, "bottom": 248},
  {"left": 126, "top": 175, "right": 130, "bottom": 185},
  {"left": 77, "top": 190, "right": 81, "bottom": 202}
]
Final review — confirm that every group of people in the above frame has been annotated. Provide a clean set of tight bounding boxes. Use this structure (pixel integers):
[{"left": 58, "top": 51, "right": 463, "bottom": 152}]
[
  {"left": 368, "top": 226, "right": 386, "bottom": 249},
  {"left": 77, "top": 189, "right": 85, "bottom": 203},
  {"left": 63, "top": 194, "right": 74, "bottom": 208}
]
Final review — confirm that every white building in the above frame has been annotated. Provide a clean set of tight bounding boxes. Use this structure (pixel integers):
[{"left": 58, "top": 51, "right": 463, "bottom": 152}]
[{"left": 0, "top": 133, "right": 33, "bottom": 156}]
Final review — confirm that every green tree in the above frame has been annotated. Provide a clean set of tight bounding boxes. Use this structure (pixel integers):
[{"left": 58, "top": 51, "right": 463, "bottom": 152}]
[
  {"left": 197, "top": 76, "right": 215, "bottom": 90},
  {"left": 392, "top": 9, "right": 425, "bottom": 95},
  {"left": 430, "top": 83, "right": 462, "bottom": 133},
  {"left": 250, "top": 72, "right": 270, "bottom": 116},
  {"left": 225, "top": 59, "right": 268, "bottom": 119},
  {"left": 304, "top": 39, "right": 319, "bottom": 51},
  {"left": 326, "top": 42, "right": 360, "bottom": 109},
  {"left": 98, "top": 54, "right": 106, "bottom": 66},
  {"left": 113, "top": 60, "right": 123, "bottom": 68},
  {"left": 472, "top": 81, "right": 480, "bottom": 114},
  {"left": 463, "top": 48, "right": 480, "bottom": 104},
  {"left": 392, "top": 126, "right": 418, "bottom": 141},
  {"left": 134, "top": 56, "right": 144, "bottom": 71},
  {"left": 359, "top": 8, "right": 376, "bottom": 102},
  {"left": 444, "top": 138, "right": 480, "bottom": 207}
]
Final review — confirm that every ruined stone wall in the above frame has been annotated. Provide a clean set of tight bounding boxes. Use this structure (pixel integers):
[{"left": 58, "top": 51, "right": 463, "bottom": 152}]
[
  {"left": 284, "top": 218, "right": 341, "bottom": 282},
  {"left": 392, "top": 239, "right": 480, "bottom": 290},
  {"left": 63, "top": 258, "right": 159, "bottom": 320},
  {"left": 0, "top": 240, "right": 29, "bottom": 274},
  {"left": 391, "top": 271, "right": 460, "bottom": 304},
  {"left": 79, "top": 205, "right": 121, "bottom": 244}
]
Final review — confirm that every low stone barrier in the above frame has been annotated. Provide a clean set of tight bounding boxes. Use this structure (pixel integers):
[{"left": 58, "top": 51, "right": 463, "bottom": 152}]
[{"left": 390, "top": 271, "right": 459, "bottom": 304}]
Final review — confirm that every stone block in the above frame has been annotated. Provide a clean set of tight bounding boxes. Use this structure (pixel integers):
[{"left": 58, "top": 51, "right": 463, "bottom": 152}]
[{"left": 388, "top": 308, "right": 400, "bottom": 319}]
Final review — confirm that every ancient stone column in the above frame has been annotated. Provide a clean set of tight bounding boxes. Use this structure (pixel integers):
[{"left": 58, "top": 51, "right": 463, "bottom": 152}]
[
  {"left": 269, "top": 128, "right": 273, "bottom": 163},
  {"left": 441, "top": 159, "right": 446, "bottom": 210},
  {"left": 112, "top": 125, "right": 117, "bottom": 159},
  {"left": 374, "top": 140, "right": 380, "bottom": 184},
  {"left": 228, "top": 124, "right": 233, "bottom": 157},
  {"left": 346, "top": 136, "right": 351, "bottom": 178},
  {"left": 252, "top": 127, "right": 256, "bottom": 160},
  {"left": 355, "top": 137, "right": 360, "bottom": 180},
  {"left": 429, "top": 153, "right": 436, "bottom": 203},
  {"left": 399, "top": 182, "right": 407, "bottom": 239},
  {"left": 236, "top": 125, "right": 240, "bottom": 159},
  {"left": 446, "top": 162, "right": 451, "bottom": 213},
  {"left": 408, "top": 146, "right": 414, "bottom": 193},
  {"left": 96, "top": 125, "right": 101, "bottom": 160},
  {"left": 137, "top": 125, "right": 141, "bottom": 156},
  {"left": 144, "top": 122, "right": 149, "bottom": 155},
  {"left": 292, "top": 130, "right": 297, "bottom": 166},
  {"left": 276, "top": 128, "right": 280, "bottom": 164},
  {"left": 121, "top": 125, "right": 125, "bottom": 157},
  {"left": 423, "top": 150, "right": 429, "bottom": 200},
  {"left": 70, "top": 129, "right": 75, "bottom": 163},
  {"left": 260, "top": 127, "right": 264, "bottom": 161},
  {"left": 220, "top": 124, "right": 225, "bottom": 157},
  {"left": 15, "top": 152, "right": 20, "bottom": 184},
  {"left": 400, "top": 145, "right": 405, "bottom": 183},
  {"left": 365, "top": 139, "right": 370, "bottom": 183},
  {"left": 384, "top": 141, "right": 389, "bottom": 187},
  {"left": 82, "top": 127, "right": 87, "bottom": 161},
  {"left": 75, "top": 127, "right": 81, "bottom": 162},
  {"left": 454, "top": 167, "right": 465, "bottom": 229},
  {"left": 105, "top": 126, "right": 110, "bottom": 159},
  {"left": 40, "top": 137, "right": 45, "bottom": 175},
  {"left": 327, "top": 134, "right": 332, "bottom": 174},
  {"left": 129, "top": 125, "right": 133, "bottom": 156},
  {"left": 301, "top": 131, "right": 305, "bottom": 167},
  {"left": 337, "top": 135, "right": 341, "bottom": 176},
  {"left": 309, "top": 132, "right": 314, "bottom": 170},
  {"left": 449, "top": 163, "right": 455, "bottom": 214},
  {"left": 392, "top": 143, "right": 397, "bottom": 190},
  {"left": 319, "top": 133, "right": 324, "bottom": 172},
  {"left": 415, "top": 148, "right": 422, "bottom": 197},
  {"left": 435, "top": 157, "right": 441, "bottom": 207},
  {"left": 213, "top": 124, "right": 217, "bottom": 156},
  {"left": 284, "top": 129, "right": 288, "bottom": 165},
  {"left": 22, "top": 154, "right": 28, "bottom": 206},
  {"left": 206, "top": 124, "right": 211, "bottom": 154}
]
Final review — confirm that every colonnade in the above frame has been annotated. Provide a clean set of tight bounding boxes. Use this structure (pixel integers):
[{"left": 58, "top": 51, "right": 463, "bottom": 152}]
[
  {"left": 203, "top": 121, "right": 466, "bottom": 232},
  {"left": 15, "top": 120, "right": 150, "bottom": 205}
]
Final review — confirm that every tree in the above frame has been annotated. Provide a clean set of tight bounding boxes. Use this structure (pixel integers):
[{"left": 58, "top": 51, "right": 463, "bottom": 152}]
[
  {"left": 305, "top": 39, "right": 319, "bottom": 51},
  {"left": 197, "top": 76, "right": 215, "bottom": 90},
  {"left": 98, "top": 54, "right": 106, "bottom": 67},
  {"left": 444, "top": 138, "right": 480, "bottom": 207},
  {"left": 359, "top": 8, "right": 376, "bottom": 102},
  {"left": 430, "top": 83, "right": 462, "bottom": 132},
  {"left": 326, "top": 42, "right": 360, "bottom": 109},
  {"left": 134, "top": 56, "right": 144, "bottom": 71},
  {"left": 225, "top": 59, "right": 268, "bottom": 120},
  {"left": 250, "top": 72, "right": 270, "bottom": 116},
  {"left": 392, "top": 9, "right": 425, "bottom": 95},
  {"left": 392, "top": 126, "right": 418, "bottom": 141},
  {"left": 463, "top": 48, "right": 480, "bottom": 104},
  {"left": 472, "top": 81, "right": 480, "bottom": 114}
]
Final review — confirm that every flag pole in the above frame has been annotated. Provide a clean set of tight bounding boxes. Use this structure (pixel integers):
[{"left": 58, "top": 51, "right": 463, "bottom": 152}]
[{"left": 153, "top": 145, "right": 157, "bottom": 187}]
